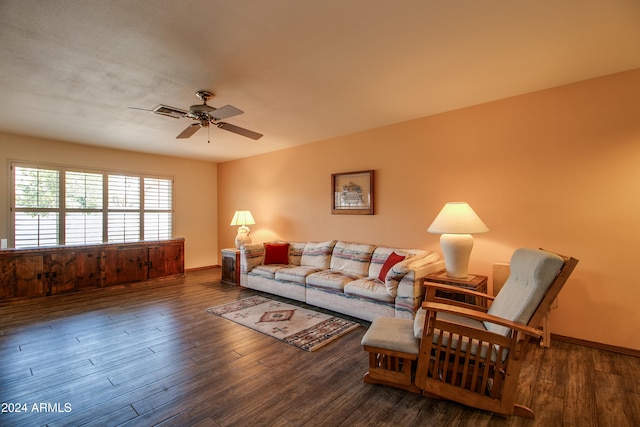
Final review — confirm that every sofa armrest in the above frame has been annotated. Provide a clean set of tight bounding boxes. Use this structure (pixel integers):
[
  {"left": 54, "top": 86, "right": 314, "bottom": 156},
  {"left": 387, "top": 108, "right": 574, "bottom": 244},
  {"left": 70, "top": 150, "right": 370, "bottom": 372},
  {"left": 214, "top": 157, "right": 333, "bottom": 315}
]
[
  {"left": 240, "top": 243, "right": 265, "bottom": 274},
  {"left": 393, "top": 252, "right": 445, "bottom": 318},
  {"left": 395, "top": 252, "right": 444, "bottom": 297},
  {"left": 407, "top": 252, "right": 445, "bottom": 278}
]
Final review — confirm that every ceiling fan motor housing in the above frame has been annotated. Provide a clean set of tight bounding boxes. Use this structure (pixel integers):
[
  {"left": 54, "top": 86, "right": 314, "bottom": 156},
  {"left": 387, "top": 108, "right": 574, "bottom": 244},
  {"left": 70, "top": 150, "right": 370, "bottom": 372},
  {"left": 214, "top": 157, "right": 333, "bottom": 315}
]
[
  {"left": 188, "top": 90, "right": 215, "bottom": 120},
  {"left": 187, "top": 108, "right": 214, "bottom": 121}
]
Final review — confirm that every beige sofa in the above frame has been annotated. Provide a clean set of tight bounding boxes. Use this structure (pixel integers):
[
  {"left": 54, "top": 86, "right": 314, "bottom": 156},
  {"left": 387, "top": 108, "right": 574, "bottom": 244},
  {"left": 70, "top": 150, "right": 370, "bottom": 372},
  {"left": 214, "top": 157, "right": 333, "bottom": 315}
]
[{"left": 240, "top": 240, "right": 444, "bottom": 322}]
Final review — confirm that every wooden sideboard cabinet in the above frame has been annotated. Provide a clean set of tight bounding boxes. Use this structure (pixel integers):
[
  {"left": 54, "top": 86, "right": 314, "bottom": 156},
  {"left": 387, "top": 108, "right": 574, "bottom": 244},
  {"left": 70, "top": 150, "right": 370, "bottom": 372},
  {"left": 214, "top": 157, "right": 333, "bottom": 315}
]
[{"left": 0, "top": 239, "right": 184, "bottom": 301}]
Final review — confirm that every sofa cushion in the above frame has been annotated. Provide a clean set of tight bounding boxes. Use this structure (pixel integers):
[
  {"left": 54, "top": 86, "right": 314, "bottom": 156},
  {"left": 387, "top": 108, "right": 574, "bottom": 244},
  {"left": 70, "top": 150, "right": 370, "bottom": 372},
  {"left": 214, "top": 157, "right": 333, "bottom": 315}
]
[
  {"left": 274, "top": 266, "right": 323, "bottom": 284},
  {"left": 378, "top": 252, "right": 406, "bottom": 282},
  {"left": 300, "top": 240, "right": 336, "bottom": 268},
  {"left": 306, "top": 270, "right": 364, "bottom": 292},
  {"left": 263, "top": 243, "right": 290, "bottom": 265},
  {"left": 250, "top": 264, "right": 286, "bottom": 279},
  {"left": 330, "top": 241, "right": 376, "bottom": 276},
  {"left": 344, "top": 278, "right": 395, "bottom": 303},
  {"left": 288, "top": 242, "right": 306, "bottom": 266}
]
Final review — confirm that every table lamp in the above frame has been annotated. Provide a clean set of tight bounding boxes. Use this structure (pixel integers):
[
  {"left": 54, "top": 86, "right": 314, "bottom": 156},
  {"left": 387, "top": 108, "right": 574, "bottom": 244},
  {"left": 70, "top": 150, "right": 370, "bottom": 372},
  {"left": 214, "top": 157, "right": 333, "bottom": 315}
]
[
  {"left": 427, "top": 202, "right": 488, "bottom": 278},
  {"left": 230, "top": 210, "right": 255, "bottom": 248}
]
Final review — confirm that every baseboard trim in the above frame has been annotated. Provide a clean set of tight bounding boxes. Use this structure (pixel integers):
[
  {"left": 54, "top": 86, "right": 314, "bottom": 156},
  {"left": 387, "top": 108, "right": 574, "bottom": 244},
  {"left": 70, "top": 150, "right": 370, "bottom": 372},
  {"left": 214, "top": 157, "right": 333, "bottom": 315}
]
[
  {"left": 186, "top": 265, "right": 219, "bottom": 272},
  {"left": 551, "top": 333, "right": 640, "bottom": 358}
]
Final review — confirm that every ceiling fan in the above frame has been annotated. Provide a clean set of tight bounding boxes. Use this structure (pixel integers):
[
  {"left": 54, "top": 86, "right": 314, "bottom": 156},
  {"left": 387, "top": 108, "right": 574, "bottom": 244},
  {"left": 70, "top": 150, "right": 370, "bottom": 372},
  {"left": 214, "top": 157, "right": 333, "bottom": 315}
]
[{"left": 133, "top": 90, "right": 263, "bottom": 141}]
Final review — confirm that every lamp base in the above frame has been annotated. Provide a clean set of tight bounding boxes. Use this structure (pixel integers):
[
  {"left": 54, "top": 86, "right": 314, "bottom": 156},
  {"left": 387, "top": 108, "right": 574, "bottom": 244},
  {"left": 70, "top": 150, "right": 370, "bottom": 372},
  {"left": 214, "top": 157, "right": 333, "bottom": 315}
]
[
  {"left": 440, "top": 233, "right": 474, "bottom": 279},
  {"left": 235, "top": 226, "right": 252, "bottom": 249}
]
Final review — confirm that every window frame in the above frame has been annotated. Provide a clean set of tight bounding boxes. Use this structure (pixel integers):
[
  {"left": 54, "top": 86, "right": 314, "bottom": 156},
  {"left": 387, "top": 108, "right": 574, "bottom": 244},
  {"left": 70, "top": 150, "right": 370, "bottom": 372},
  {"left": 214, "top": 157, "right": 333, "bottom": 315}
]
[{"left": 10, "top": 160, "right": 174, "bottom": 248}]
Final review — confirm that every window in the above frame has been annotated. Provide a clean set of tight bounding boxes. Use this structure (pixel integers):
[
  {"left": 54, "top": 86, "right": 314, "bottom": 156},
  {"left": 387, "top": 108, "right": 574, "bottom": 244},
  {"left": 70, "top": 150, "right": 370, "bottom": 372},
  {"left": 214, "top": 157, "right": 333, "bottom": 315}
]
[
  {"left": 65, "top": 170, "right": 103, "bottom": 245},
  {"left": 144, "top": 177, "right": 173, "bottom": 241},
  {"left": 108, "top": 174, "right": 141, "bottom": 243},
  {"left": 11, "top": 162, "right": 173, "bottom": 248},
  {"left": 13, "top": 166, "right": 60, "bottom": 247}
]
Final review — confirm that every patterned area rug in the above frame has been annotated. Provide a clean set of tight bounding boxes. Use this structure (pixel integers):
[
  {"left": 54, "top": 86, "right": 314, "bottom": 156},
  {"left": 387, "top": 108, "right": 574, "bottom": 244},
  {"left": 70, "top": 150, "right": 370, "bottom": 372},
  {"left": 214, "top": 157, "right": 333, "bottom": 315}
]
[{"left": 206, "top": 295, "right": 360, "bottom": 351}]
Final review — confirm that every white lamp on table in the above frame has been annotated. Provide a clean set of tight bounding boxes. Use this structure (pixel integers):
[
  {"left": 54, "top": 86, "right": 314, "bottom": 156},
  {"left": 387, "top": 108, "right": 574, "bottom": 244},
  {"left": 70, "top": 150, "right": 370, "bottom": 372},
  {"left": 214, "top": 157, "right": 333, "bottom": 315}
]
[
  {"left": 427, "top": 202, "right": 489, "bottom": 279},
  {"left": 230, "top": 210, "right": 255, "bottom": 248}
]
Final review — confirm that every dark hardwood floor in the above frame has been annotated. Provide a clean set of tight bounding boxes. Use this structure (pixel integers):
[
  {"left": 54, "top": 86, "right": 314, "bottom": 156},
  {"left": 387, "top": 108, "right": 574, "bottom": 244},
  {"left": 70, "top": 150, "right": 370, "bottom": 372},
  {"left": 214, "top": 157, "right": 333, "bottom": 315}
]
[{"left": 1, "top": 269, "right": 638, "bottom": 427}]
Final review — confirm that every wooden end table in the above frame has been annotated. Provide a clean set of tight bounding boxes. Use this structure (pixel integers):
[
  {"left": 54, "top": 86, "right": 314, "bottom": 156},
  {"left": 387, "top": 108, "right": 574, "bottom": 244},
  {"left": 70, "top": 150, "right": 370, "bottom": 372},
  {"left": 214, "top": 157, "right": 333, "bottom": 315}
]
[
  {"left": 221, "top": 248, "right": 240, "bottom": 286},
  {"left": 424, "top": 270, "right": 488, "bottom": 307}
]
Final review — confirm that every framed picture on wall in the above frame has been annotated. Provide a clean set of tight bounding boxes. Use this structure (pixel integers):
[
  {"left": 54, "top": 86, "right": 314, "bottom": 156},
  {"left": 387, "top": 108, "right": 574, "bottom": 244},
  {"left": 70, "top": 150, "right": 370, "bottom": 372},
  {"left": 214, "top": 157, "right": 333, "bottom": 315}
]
[{"left": 331, "top": 170, "right": 374, "bottom": 215}]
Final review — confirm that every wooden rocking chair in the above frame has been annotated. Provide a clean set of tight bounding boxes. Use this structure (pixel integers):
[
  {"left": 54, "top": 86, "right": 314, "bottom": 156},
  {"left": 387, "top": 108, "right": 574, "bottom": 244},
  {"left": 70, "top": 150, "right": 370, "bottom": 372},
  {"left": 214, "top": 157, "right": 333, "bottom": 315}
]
[{"left": 362, "top": 248, "right": 578, "bottom": 419}]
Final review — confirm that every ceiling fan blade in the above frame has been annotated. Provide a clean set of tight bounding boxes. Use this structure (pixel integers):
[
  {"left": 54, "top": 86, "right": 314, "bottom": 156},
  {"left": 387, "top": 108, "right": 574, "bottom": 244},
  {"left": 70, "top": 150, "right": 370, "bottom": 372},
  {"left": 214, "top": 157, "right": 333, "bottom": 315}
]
[
  {"left": 216, "top": 122, "right": 263, "bottom": 140},
  {"left": 176, "top": 123, "right": 201, "bottom": 139},
  {"left": 153, "top": 105, "right": 188, "bottom": 119},
  {"left": 209, "top": 105, "right": 243, "bottom": 120}
]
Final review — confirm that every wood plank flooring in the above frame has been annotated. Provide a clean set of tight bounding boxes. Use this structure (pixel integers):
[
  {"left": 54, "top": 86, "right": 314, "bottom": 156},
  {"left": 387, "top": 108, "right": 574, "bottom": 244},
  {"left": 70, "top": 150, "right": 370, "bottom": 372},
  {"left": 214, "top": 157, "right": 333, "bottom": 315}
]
[{"left": 1, "top": 268, "right": 638, "bottom": 426}]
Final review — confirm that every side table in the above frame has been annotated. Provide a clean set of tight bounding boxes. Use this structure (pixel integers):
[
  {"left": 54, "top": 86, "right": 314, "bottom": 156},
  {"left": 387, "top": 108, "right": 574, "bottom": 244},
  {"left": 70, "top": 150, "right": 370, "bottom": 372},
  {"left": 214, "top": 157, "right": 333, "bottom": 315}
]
[
  {"left": 221, "top": 248, "right": 240, "bottom": 286},
  {"left": 424, "top": 270, "right": 488, "bottom": 307}
]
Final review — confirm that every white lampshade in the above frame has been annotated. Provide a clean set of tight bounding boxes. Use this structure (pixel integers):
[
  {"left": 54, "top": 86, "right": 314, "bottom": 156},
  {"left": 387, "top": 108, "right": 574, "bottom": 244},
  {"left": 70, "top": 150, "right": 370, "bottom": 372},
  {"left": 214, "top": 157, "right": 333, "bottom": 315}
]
[
  {"left": 230, "top": 210, "right": 255, "bottom": 227},
  {"left": 230, "top": 210, "right": 255, "bottom": 248},
  {"left": 427, "top": 202, "right": 488, "bottom": 234},
  {"left": 428, "top": 202, "right": 488, "bottom": 278}
]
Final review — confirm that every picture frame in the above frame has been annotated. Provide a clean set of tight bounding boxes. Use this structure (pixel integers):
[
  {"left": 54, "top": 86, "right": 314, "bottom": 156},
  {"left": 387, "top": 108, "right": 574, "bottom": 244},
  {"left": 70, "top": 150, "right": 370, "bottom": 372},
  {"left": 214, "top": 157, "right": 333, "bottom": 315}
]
[{"left": 331, "top": 170, "right": 374, "bottom": 215}]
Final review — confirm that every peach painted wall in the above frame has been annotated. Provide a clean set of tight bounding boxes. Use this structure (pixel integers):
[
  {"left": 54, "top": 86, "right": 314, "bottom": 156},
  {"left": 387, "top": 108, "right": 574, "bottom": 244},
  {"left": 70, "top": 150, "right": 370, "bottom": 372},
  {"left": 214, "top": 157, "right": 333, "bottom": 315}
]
[
  {"left": 0, "top": 133, "right": 219, "bottom": 269},
  {"left": 218, "top": 68, "right": 640, "bottom": 350}
]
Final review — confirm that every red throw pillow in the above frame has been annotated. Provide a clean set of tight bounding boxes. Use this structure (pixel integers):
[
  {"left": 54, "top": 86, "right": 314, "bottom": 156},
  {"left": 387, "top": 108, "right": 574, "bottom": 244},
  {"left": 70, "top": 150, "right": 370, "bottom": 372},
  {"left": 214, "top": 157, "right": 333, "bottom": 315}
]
[
  {"left": 263, "top": 243, "right": 290, "bottom": 265},
  {"left": 378, "top": 252, "right": 405, "bottom": 282}
]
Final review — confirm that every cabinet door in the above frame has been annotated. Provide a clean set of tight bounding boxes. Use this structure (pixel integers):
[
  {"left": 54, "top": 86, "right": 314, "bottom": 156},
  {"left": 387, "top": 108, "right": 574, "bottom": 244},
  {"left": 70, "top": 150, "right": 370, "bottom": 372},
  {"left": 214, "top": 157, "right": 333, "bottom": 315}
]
[
  {"left": 0, "top": 256, "right": 14, "bottom": 298},
  {"left": 0, "top": 255, "right": 45, "bottom": 299},
  {"left": 148, "top": 242, "right": 184, "bottom": 279},
  {"left": 221, "top": 253, "right": 237, "bottom": 284},
  {"left": 48, "top": 252, "right": 76, "bottom": 295},
  {"left": 73, "top": 249, "right": 104, "bottom": 290},
  {"left": 48, "top": 250, "right": 103, "bottom": 294},
  {"left": 104, "top": 247, "right": 148, "bottom": 285}
]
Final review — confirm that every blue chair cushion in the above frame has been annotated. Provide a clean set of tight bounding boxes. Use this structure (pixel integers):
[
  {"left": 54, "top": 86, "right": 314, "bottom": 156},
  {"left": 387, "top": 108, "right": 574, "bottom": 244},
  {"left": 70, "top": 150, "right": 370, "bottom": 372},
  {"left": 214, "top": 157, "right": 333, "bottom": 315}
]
[{"left": 484, "top": 248, "right": 564, "bottom": 336}]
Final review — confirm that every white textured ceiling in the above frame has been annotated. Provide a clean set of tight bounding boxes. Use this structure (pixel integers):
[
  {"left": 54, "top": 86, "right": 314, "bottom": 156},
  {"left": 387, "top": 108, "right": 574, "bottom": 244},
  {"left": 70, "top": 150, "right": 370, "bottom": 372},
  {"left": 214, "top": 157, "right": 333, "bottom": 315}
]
[{"left": 1, "top": 0, "right": 639, "bottom": 162}]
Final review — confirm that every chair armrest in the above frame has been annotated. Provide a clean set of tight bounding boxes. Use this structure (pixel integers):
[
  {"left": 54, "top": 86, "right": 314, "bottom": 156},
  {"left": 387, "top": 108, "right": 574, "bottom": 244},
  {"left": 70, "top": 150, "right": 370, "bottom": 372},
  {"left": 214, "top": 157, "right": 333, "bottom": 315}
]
[{"left": 422, "top": 301, "right": 543, "bottom": 339}]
